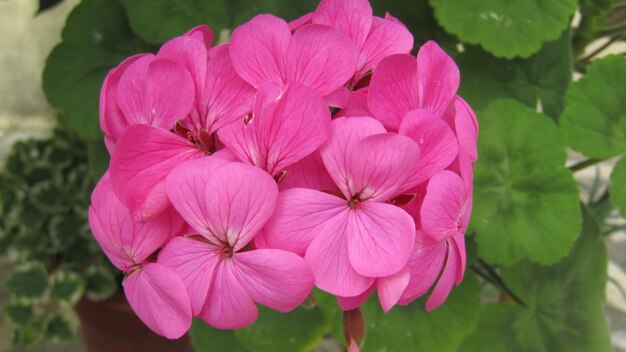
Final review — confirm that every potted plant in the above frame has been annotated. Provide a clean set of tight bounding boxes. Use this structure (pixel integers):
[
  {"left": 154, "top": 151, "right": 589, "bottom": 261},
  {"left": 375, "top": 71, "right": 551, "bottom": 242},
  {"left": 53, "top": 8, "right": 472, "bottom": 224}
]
[{"left": 0, "top": 125, "right": 191, "bottom": 351}]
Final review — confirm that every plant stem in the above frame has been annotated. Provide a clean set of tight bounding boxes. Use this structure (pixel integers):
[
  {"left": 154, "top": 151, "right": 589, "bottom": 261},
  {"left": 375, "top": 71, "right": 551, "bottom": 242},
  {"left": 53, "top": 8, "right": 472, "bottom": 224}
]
[
  {"left": 599, "top": 23, "right": 626, "bottom": 37},
  {"left": 578, "top": 35, "right": 623, "bottom": 65},
  {"left": 569, "top": 158, "right": 605, "bottom": 172},
  {"left": 471, "top": 259, "right": 526, "bottom": 306}
]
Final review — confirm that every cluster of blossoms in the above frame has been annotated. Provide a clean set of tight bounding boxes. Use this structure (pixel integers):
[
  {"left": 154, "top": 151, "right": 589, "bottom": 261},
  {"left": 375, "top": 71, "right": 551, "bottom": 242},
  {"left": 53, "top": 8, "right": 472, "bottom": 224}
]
[{"left": 89, "top": 0, "right": 478, "bottom": 341}]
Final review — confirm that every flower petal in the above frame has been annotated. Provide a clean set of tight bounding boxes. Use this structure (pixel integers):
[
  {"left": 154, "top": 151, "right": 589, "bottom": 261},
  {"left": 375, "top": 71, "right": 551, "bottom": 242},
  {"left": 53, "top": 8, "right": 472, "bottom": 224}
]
[
  {"left": 452, "top": 97, "right": 478, "bottom": 161},
  {"left": 398, "top": 233, "right": 447, "bottom": 305},
  {"left": 166, "top": 159, "right": 278, "bottom": 250},
  {"left": 200, "top": 260, "right": 258, "bottom": 329},
  {"left": 420, "top": 170, "right": 468, "bottom": 242},
  {"left": 359, "top": 17, "right": 413, "bottom": 77},
  {"left": 337, "top": 285, "right": 374, "bottom": 311},
  {"left": 320, "top": 116, "right": 387, "bottom": 199},
  {"left": 117, "top": 56, "right": 194, "bottom": 130},
  {"left": 426, "top": 240, "right": 459, "bottom": 311},
  {"left": 347, "top": 201, "right": 415, "bottom": 277},
  {"left": 89, "top": 173, "right": 183, "bottom": 270},
  {"left": 377, "top": 265, "right": 410, "bottom": 313},
  {"left": 368, "top": 53, "right": 418, "bottom": 131},
  {"left": 399, "top": 109, "right": 458, "bottom": 188},
  {"left": 123, "top": 263, "right": 192, "bottom": 339},
  {"left": 201, "top": 45, "right": 255, "bottom": 133},
  {"left": 263, "top": 188, "right": 347, "bottom": 256},
  {"left": 416, "top": 41, "right": 459, "bottom": 117},
  {"left": 185, "top": 25, "right": 214, "bottom": 49},
  {"left": 285, "top": 24, "right": 358, "bottom": 96},
  {"left": 100, "top": 54, "right": 148, "bottom": 151},
  {"left": 452, "top": 234, "right": 466, "bottom": 285},
  {"left": 347, "top": 133, "right": 420, "bottom": 202},
  {"left": 157, "top": 34, "right": 207, "bottom": 96},
  {"left": 305, "top": 209, "right": 374, "bottom": 296},
  {"left": 229, "top": 14, "right": 290, "bottom": 88},
  {"left": 219, "top": 82, "right": 331, "bottom": 176},
  {"left": 279, "top": 151, "right": 337, "bottom": 191},
  {"left": 158, "top": 236, "right": 220, "bottom": 315},
  {"left": 233, "top": 249, "right": 314, "bottom": 312},
  {"left": 313, "top": 0, "right": 373, "bottom": 52},
  {"left": 109, "top": 125, "right": 203, "bottom": 222}
]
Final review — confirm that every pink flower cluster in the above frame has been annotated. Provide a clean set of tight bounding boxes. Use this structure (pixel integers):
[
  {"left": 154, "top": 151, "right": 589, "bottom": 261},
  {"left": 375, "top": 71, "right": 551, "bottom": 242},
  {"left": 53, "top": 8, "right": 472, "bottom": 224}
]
[{"left": 89, "top": 0, "right": 478, "bottom": 340}]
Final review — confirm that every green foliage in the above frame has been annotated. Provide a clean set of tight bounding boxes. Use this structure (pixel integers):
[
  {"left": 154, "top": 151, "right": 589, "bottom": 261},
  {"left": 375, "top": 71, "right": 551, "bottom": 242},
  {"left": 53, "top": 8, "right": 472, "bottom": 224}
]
[
  {"left": 42, "top": 0, "right": 154, "bottom": 139},
  {"left": 560, "top": 55, "right": 626, "bottom": 158},
  {"left": 190, "top": 299, "right": 336, "bottom": 352},
  {"left": 472, "top": 100, "right": 582, "bottom": 265},
  {"left": 458, "top": 31, "right": 572, "bottom": 119},
  {"left": 0, "top": 126, "right": 118, "bottom": 347},
  {"left": 430, "top": 0, "right": 577, "bottom": 58},
  {"left": 461, "top": 209, "right": 612, "bottom": 352},
  {"left": 6, "top": 264, "right": 49, "bottom": 299},
  {"left": 610, "top": 156, "right": 626, "bottom": 218},
  {"left": 360, "top": 274, "right": 481, "bottom": 352}
]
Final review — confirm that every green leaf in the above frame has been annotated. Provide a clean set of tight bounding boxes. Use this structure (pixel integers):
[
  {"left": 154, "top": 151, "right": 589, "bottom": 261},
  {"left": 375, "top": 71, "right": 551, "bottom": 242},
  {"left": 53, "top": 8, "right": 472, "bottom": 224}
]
[
  {"left": 370, "top": 0, "right": 455, "bottom": 51},
  {"left": 45, "top": 314, "right": 74, "bottom": 341},
  {"left": 429, "top": 0, "right": 577, "bottom": 58},
  {"left": 12, "top": 317, "right": 47, "bottom": 348},
  {"left": 50, "top": 270, "right": 85, "bottom": 304},
  {"left": 461, "top": 208, "right": 611, "bottom": 352},
  {"left": 190, "top": 296, "right": 336, "bottom": 352},
  {"left": 234, "top": 306, "right": 327, "bottom": 352},
  {"left": 6, "top": 263, "right": 49, "bottom": 298},
  {"left": 83, "top": 265, "right": 118, "bottom": 301},
  {"left": 560, "top": 55, "right": 626, "bottom": 158},
  {"left": 473, "top": 100, "right": 581, "bottom": 265},
  {"left": 575, "top": 0, "right": 615, "bottom": 54},
  {"left": 225, "top": 0, "right": 319, "bottom": 29},
  {"left": 87, "top": 139, "right": 110, "bottom": 181},
  {"left": 610, "top": 156, "right": 626, "bottom": 218},
  {"left": 457, "top": 30, "right": 572, "bottom": 119},
  {"left": 4, "top": 302, "right": 35, "bottom": 327},
  {"left": 121, "top": 0, "right": 229, "bottom": 45},
  {"left": 37, "top": 0, "right": 64, "bottom": 14},
  {"left": 360, "top": 274, "right": 481, "bottom": 352},
  {"left": 42, "top": 0, "right": 153, "bottom": 139}
]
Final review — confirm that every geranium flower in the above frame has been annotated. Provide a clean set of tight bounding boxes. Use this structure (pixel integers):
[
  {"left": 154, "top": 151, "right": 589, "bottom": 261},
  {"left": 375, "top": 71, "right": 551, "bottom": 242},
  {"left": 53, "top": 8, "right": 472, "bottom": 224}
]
[
  {"left": 262, "top": 116, "right": 419, "bottom": 297},
  {"left": 108, "top": 28, "right": 253, "bottom": 221},
  {"left": 229, "top": 14, "right": 358, "bottom": 96},
  {"left": 158, "top": 158, "right": 314, "bottom": 329},
  {"left": 88, "top": 173, "right": 191, "bottom": 339}
]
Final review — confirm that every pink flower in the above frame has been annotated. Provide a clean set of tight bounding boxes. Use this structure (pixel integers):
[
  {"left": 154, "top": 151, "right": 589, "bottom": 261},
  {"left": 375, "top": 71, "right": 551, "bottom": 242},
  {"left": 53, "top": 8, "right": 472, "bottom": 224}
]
[
  {"left": 368, "top": 41, "right": 460, "bottom": 131},
  {"left": 399, "top": 170, "right": 471, "bottom": 310},
  {"left": 158, "top": 158, "right": 315, "bottom": 329},
  {"left": 229, "top": 14, "right": 358, "bottom": 96},
  {"left": 88, "top": 173, "right": 191, "bottom": 339},
  {"left": 311, "top": 0, "right": 414, "bottom": 83},
  {"left": 218, "top": 81, "right": 331, "bottom": 177},
  {"left": 108, "top": 28, "right": 254, "bottom": 222},
  {"left": 262, "top": 116, "right": 419, "bottom": 297},
  {"left": 99, "top": 54, "right": 195, "bottom": 152}
]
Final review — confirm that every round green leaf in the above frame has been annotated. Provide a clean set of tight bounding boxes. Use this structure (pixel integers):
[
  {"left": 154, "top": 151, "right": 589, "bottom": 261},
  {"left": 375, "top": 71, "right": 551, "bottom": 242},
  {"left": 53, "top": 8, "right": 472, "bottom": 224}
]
[
  {"left": 473, "top": 100, "right": 581, "bottom": 265},
  {"left": 4, "top": 302, "right": 35, "bottom": 327},
  {"left": 190, "top": 304, "right": 331, "bottom": 352},
  {"left": 461, "top": 209, "right": 611, "bottom": 352},
  {"left": 121, "top": 0, "right": 229, "bottom": 45},
  {"left": 458, "top": 30, "right": 572, "bottom": 120},
  {"left": 360, "top": 274, "right": 481, "bottom": 352},
  {"left": 45, "top": 314, "right": 74, "bottom": 342},
  {"left": 42, "top": 0, "right": 153, "bottom": 139},
  {"left": 560, "top": 55, "right": 626, "bottom": 158},
  {"left": 5, "top": 263, "right": 49, "bottom": 299},
  {"left": 610, "top": 156, "right": 626, "bottom": 218},
  {"left": 49, "top": 270, "right": 85, "bottom": 305},
  {"left": 430, "top": 0, "right": 577, "bottom": 58},
  {"left": 83, "top": 265, "right": 118, "bottom": 301}
]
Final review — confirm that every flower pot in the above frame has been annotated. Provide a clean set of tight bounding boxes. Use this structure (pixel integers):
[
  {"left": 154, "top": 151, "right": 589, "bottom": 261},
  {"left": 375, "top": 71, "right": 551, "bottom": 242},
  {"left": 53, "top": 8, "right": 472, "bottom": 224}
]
[{"left": 75, "top": 293, "right": 193, "bottom": 352}]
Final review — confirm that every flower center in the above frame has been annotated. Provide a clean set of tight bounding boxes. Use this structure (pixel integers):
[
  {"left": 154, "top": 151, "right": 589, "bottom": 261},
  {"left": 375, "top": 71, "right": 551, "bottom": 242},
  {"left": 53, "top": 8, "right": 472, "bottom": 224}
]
[
  {"left": 219, "top": 244, "right": 234, "bottom": 259},
  {"left": 348, "top": 194, "right": 362, "bottom": 209}
]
